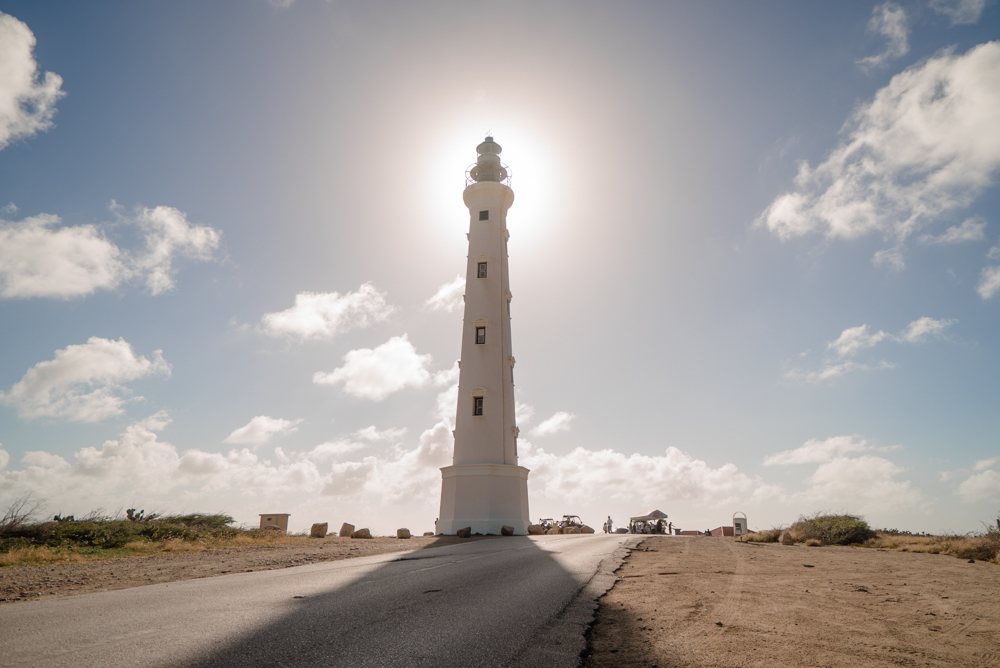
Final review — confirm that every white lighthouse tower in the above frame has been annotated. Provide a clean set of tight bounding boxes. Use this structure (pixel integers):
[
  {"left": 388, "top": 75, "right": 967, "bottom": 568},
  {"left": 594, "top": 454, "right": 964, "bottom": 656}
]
[{"left": 437, "top": 137, "right": 530, "bottom": 536}]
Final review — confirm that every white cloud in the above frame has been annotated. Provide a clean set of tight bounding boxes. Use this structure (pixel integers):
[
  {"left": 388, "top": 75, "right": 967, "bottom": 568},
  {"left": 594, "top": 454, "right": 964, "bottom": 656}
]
[
  {"left": 0, "top": 13, "right": 64, "bottom": 150},
  {"left": 759, "top": 42, "right": 1000, "bottom": 255},
  {"left": 829, "top": 324, "right": 890, "bottom": 357},
  {"left": 313, "top": 334, "right": 433, "bottom": 400},
  {"left": 764, "top": 435, "right": 872, "bottom": 466},
  {"left": 784, "top": 360, "right": 893, "bottom": 384},
  {"left": 0, "top": 204, "right": 220, "bottom": 299},
  {"left": 929, "top": 0, "right": 986, "bottom": 25},
  {"left": 974, "top": 457, "right": 998, "bottom": 471},
  {"left": 918, "top": 217, "right": 986, "bottom": 245},
  {"left": 789, "top": 317, "right": 954, "bottom": 382},
  {"left": 978, "top": 265, "right": 1000, "bottom": 299},
  {"left": 352, "top": 425, "right": 406, "bottom": 442},
  {"left": 898, "top": 316, "right": 955, "bottom": 343},
  {"left": 515, "top": 401, "right": 535, "bottom": 425},
  {"left": 223, "top": 416, "right": 301, "bottom": 446},
  {"left": 128, "top": 205, "right": 221, "bottom": 295},
  {"left": 958, "top": 469, "right": 1000, "bottom": 502},
  {"left": 0, "top": 214, "right": 126, "bottom": 298},
  {"left": 872, "top": 247, "right": 906, "bottom": 272},
  {"left": 766, "top": 436, "right": 920, "bottom": 514},
  {"left": 0, "top": 337, "right": 170, "bottom": 422},
  {"left": 857, "top": 2, "right": 909, "bottom": 71},
  {"left": 803, "top": 455, "right": 921, "bottom": 512},
  {"left": 988, "top": 245, "right": 1000, "bottom": 261},
  {"left": 530, "top": 411, "right": 576, "bottom": 437},
  {"left": 521, "top": 442, "right": 776, "bottom": 508},
  {"left": 260, "top": 283, "right": 393, "bottom": 340},
  {"left": 425, "top": 276, "right": 465, "bottom": 313},
  {"left": 0, "top": 447, "right": 8, "bottom": 471}
]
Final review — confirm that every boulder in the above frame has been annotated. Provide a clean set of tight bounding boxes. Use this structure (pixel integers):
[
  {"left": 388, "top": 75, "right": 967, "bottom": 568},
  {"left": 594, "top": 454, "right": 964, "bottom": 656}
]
[
  {"left": 423, "top": 531, "right": 435, "bottom": 537},
  {"left": 396, "top": 528, "right": 411, "bottom": 539},
  {"left": 580, "top": 525, "right": 595, "bottom": 534},
  {"left": 500, "top": 525, "right": 515, "bottom": 536},
  {"left": 310, "top": 522, "right": 328, "bottom": 538},
  {"left": 780, "top": 530, "right": 795, "bottom": 545},
  {"left": 456, "top": 527, "right": 472, "bottom": 538},
  {"left": 546, "top": 527, "right": 561, "bottom": 535},
  {"left": 351, "top": 528, "right": 372, "bottom": 539},
  {"left": 339, "top": 522, "right": 355, "bottom": 538},
  {"left": 527, "top": 524, "right": 545, "bottom": 535}
]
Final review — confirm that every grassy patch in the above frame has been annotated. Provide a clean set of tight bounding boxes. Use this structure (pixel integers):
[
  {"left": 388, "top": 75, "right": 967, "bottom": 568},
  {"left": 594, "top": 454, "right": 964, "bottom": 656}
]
[
  {"left": 742, "top": 528, "right": 782, "bottom": 543},
  {"left": 0, "top": 512, "right": 319, "bottom": 567}
]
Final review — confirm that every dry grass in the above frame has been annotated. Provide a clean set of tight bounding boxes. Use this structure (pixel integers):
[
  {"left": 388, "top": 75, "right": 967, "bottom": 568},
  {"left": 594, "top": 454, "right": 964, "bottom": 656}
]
[
  {"left": 0, "top": 545, "right": 91, "bottom": 567},
  {"left": 867, "top": 531, "right": 1000, "bottom": 563}
]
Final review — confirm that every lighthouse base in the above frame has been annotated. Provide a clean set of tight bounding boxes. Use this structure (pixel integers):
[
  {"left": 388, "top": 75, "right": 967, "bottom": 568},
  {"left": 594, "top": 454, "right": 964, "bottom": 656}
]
[{"left": 438, "top": 463, "right": 530, "bottom": 536}]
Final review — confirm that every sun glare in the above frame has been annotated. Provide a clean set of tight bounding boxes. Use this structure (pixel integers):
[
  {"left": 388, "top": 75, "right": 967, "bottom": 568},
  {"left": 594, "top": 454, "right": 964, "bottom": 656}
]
[{"left": 422, "top": 119, "right": 556, "bottom": 248}]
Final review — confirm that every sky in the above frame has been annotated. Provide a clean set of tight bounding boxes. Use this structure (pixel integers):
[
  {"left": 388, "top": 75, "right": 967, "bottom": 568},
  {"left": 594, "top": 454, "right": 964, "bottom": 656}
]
[{"left": 0, "top": 0, "right": 998, "bottom": 535}]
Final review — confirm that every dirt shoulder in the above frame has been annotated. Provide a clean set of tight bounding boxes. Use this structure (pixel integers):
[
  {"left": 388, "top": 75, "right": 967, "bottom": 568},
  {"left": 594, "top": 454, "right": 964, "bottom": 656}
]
[
  {"left": 0, "top": 535, "right": 484, "bottom": 604},
  {"left": 585, "top": 536, "right": 1000, "bottom": 667}
]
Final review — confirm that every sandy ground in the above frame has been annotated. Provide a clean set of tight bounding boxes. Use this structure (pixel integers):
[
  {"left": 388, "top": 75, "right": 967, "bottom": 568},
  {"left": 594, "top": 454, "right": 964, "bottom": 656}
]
[
  {"left": 584, "top": 536, "right": 1000, "bottom": 667},
  {"left": 0, "top": 535, "right": 482, "bottom": 604}
]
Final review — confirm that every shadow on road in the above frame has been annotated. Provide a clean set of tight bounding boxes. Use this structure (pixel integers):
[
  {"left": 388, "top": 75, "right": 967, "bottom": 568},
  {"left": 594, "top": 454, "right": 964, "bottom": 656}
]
[{"left": 184, "top": 534, "right": 619, "bottom": 667}]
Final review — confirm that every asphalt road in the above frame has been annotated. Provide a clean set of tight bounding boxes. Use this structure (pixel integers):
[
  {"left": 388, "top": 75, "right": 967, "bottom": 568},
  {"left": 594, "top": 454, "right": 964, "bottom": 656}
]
[{"left": 0, "top": 534, "right": 635, "bottom": 667}]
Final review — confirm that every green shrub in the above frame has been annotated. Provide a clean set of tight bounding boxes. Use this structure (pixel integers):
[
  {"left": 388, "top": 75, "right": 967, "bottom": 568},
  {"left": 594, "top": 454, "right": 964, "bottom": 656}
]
[{"left": 790, "top": 513, "right": 875, "bottom": 546}]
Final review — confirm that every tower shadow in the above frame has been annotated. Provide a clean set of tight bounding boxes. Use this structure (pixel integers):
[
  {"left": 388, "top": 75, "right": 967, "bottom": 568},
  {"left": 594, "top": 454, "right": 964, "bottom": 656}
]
[{"left": 183, "top": 535, "right": 630, "bottom": 668}]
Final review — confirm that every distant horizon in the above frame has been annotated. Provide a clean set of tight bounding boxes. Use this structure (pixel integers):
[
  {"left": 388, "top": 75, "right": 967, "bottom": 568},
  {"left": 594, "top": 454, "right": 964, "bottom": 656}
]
[{"left": 1, "top": 1, "right": 998, "bottom": 536}]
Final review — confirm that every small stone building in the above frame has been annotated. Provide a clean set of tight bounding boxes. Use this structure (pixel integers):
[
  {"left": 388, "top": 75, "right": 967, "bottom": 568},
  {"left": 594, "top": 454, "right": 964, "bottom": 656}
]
[{"left": 259, "top": 513, "right": 290, "bottom": 532}]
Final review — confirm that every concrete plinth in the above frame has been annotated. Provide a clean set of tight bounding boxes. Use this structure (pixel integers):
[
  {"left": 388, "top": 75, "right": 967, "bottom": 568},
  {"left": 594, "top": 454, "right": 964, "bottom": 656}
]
[{"left": 438, "top": 463, "right": 530, "bottom": 535}]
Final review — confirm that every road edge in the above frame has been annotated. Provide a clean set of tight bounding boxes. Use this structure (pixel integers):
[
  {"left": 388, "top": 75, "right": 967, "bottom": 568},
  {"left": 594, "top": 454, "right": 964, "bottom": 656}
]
[{"left": 511, "top": 536, "right": 641, "bottom": 668}]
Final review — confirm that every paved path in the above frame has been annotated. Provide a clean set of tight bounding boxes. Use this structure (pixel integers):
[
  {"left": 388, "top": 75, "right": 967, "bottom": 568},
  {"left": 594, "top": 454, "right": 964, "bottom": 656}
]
[{"left": 0, "top": 534, "right": 635, "bottom": 667}]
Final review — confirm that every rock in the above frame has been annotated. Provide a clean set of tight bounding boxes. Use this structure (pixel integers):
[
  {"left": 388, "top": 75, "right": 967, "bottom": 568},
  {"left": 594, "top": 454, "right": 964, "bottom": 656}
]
[
  {"left": 546, "top": 527, "right": 561, "bottom": 535},
  {"left": 456, "top": 527, "right": 472, "bottom": 538},
  {"left": 423, "top": 531, "right": 435, "bottom": 536},
  {"left": 500, "top": 525, "right": 515, "bottom": 536},
  {"left": 780, "top": 530, "right": 794, "bottom": 545},
  {"left": 580, "top": 525, "right": 595, "bottom": 534},
  {"left": 351, "top": 528, "right": 372, "bottom": 539},
  {"left": 397, "top": 528, "right": 411, "bottom": 539},
  {"left": 339, "top": 522, "right": 355, "bottom": 538},
  {"left": 527, "top": 524, "right": 544, "bottom": 535},
  {"left": 310, "top": 522, "right": 328, "bottom": 538}
]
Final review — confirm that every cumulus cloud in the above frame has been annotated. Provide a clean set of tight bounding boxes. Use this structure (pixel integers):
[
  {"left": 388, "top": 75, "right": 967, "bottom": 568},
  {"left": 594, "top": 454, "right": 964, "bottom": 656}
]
[
  {"left": 352, "top": 425, "right": 406, "bottom": 442},
  {"left": 128, "top": 205, "right": 221, "bottom": 295},
  {"left": 0, "top": 337, "right": 170, "bottom": 422},
  {"left": 0, "top": 413, "right": 453, "bottom": 534},
  {"left": 764, "top": 435, "right": 872, "bottom": 466},
  {"left": 530, "top": 411, "right": 576, "bottom": 437},
  {"left": 0, "top": 447, "right": 8, "bottom": 471},
  {"left": 929, "top": 0, "right": 986, "bottom": 25},
  {"left": 978, "top": 265, "right": 1000, "bottom": 299},
  {"left": 918, "top": 217, "right": 986, "bottom": 245},
  {"left": 521, "top": 441, "right": 777, "bottom": 508},
  {"left": 953, "top": 457, "right": 1000, "bottom": 502},
  {"left": 788, "top": 317, "right": 954, "bottom": 383},
  {"left": 313, "top": 334, "right": 433, "bottom": 400},
  {"left": 0, "top": 12, "right": 64, "bottom": 150},
  {"left": 766, "top": 436, "right": 920, "bottom": 513},
  {"left": 0, "top": 214, "right": 126, "bottom": 298},
  {"left": 223, "top": 416, "right": 301, "bottom": 446},
  {"left": 0, "top": 205, "right": 220, "bottom": 299},
  {"left": 260, "top": 283, "right": 393, "bottom": 340},
  {"left": 858, "top": 2, "right": 910, "bottom": 70},
  {"left": 758, "top": 42, "right": 1000, "bottom": 268},
  {"left": 425, "top": 276, "right": 465, "bottom": 313}
]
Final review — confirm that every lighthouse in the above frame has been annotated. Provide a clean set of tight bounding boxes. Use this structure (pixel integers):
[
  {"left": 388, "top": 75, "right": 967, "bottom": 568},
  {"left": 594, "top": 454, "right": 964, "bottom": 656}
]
[{"left": 437, "top": 137, "right": 530, "bottom": 536}]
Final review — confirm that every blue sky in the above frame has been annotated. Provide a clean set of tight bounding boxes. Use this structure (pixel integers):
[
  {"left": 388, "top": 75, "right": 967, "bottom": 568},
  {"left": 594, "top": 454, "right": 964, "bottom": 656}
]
[{"left": 1, "top": 1, "right": 998, "bottom": 534}]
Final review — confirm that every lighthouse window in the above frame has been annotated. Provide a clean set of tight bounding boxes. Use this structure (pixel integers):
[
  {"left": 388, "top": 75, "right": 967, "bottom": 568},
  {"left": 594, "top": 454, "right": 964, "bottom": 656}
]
[
  {"left": 478, "top": 210, "right": 489, "bottom": 221},
  {"left": 477, "top": 262, "right": 487, "bottom": 278},
  {"left": 473, "top": 396, "right": 484, "bottom": 416},
  {"left": 475, "top": 326, "right": 486, "bottom": 344}
]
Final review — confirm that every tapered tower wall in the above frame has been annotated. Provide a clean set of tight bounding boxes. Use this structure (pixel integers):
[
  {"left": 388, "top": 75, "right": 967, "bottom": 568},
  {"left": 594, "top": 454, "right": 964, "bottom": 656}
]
[{"left": 438, "top": 137, "right": 530, "bottom": 536}]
